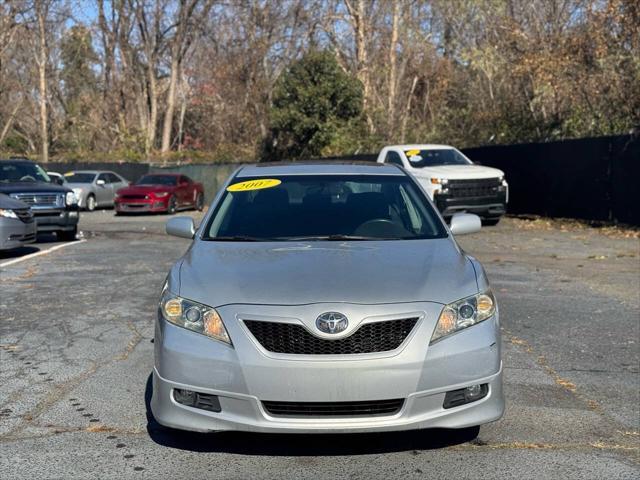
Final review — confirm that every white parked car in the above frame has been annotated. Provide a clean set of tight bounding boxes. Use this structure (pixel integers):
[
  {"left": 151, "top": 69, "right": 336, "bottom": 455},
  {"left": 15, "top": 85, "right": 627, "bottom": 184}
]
[{"left": 377, "top": 144, "right": 508, "bottom": 225}]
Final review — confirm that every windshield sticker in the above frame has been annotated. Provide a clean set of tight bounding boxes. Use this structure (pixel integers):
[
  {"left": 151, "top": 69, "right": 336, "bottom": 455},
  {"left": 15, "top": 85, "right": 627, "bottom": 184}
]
[
  {"left": 227, "top": 178, "right": 282, "bottom": 192},
  {"left": 64, "top": 172, "right": 75, "bottom": 176},
  {"left": 404, "top": 149, "right": 421, "bottom": 157}
]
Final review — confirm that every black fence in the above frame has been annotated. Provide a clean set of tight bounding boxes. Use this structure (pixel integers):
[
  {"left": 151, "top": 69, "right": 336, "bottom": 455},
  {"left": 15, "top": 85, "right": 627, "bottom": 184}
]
[
  {"left": 43, "top": 134, "right": 639, "bottom": 225},
  {"left": 462, "top": 135, "right": 639, "bottom": 225}
]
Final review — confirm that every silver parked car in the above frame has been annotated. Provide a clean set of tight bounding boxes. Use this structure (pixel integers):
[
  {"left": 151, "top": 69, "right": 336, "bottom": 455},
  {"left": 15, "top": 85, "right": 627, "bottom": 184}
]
[
  {"left": 0, "top": 193, "right": 36, "bottom": 250},
  {"left": 65, "top": 170, "right": 128, "bottom": 211},
  {"left": 152, "top": 162, "right": 504, "bottom": 435}
]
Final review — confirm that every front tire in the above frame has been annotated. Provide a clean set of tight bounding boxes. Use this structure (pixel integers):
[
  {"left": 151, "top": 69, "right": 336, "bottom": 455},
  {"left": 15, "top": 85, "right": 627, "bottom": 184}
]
[
  {"left": 58, "top": 227, "right": 78, "bottom": 242},
  {"left": 86, "top": 194, "right": 96, "bottom": 212},
  {"left": 167, "top": 196, "right": 177, "bottom": 215},
  {"left": 195, "top": 193, "right": 204, "bottom": 211},
  {"left": 482, "top": 217, "right": 501, "bottom": 226}
]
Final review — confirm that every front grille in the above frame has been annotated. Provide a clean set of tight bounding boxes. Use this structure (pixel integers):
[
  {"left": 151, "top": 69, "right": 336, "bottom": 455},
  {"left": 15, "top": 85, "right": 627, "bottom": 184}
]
[
  {"left": 262, "top": 399, "right": 404, "bottom": 417},
  {"left": 244, "top": 317, "right": 418, "bottom": 355},
  {"left": 120, "top": 194, "right": 148, "bottom": 200},
  {"left": 447, "top": 178, "right": 501, "bottom": 197},
  {"left": 13, "top": 208, "right": 34, "bottom": 223},
  {"left": 10, "top": 193, "right": 62, "bottom": 208}
]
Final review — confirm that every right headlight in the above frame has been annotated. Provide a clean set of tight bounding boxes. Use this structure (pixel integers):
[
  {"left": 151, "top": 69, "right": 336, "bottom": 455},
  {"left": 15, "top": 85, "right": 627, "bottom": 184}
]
[
  {"left": 0, "top": 208, "right": 18, "bottom": 219},
  {"left": 160, "top": 288, "right": 231, "bottom": 345},
  {"left": 430, "top": 290, "right": 496, "bottom": 344}
]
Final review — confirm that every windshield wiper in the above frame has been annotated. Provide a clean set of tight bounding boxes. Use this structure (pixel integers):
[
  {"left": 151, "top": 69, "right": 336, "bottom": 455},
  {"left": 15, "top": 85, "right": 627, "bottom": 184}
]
[
  {"left": 207, "top": 235, "right": 265, "bottom": 242},
  {"left": 277, "top": 235, "right": 390, "bottom": 241}
]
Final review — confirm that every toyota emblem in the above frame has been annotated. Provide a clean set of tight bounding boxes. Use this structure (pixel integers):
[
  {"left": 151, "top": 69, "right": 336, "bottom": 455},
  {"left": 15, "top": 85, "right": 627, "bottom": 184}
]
[{"left": 315, "top": 312, "right": 348, "bottom": 334}]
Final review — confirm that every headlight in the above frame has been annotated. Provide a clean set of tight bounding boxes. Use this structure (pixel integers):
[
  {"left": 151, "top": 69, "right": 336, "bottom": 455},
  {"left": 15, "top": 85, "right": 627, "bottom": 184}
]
[
  {"left": 72, "top": 188, "right": 83, "bottom": 197},
  {"left": 431, "top": 290, "right": 496, "bottom": 344},
  {"left": 160, "top": 289, "right": 231, "bottom": 345},
  {"left": 153, "top": 191, "right": 170, "bottom": 198},
  {"left": 65, "top": 191, "right": 78, "bottom": 206},
  {"left": 0, "top": 208, "right": 18, "bottom": 219},
  {"left": 430, "top": 178, "right": 449, "bottom": 185}
]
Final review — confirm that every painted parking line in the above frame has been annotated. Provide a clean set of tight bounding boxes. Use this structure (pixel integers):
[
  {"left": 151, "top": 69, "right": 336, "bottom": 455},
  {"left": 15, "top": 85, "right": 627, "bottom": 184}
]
[{"left": 0, "top": 239, "right": 87, "bottom": 268}]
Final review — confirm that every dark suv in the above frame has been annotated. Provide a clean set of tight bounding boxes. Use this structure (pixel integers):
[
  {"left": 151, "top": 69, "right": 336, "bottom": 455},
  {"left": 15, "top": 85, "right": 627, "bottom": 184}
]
[{"left": 0, "top": 158, "right": 79, "bottom": 241}]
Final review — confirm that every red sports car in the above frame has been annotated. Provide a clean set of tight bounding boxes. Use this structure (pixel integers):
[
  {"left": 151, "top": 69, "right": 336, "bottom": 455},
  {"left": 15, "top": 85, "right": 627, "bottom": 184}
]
[{"left": 114, "top": 173, "right": 205, "bottom": 214}]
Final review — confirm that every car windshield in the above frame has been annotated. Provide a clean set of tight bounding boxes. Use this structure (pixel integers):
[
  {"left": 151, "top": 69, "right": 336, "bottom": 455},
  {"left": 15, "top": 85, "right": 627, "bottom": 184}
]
[
  {"left": 404, "top": 149, "right": 472, "bottom": 168},
  {"left": 65, "top": 172, "right": 96, "bottom": 183},
  {"left": 203, "top": 174, "right": 447, "bottom": 241},
  {"left": 0, "top": 162, "right": 51, "bottom": 183},
  {"left": 135, "top": 175, "right": 177, "bottom": 186}
]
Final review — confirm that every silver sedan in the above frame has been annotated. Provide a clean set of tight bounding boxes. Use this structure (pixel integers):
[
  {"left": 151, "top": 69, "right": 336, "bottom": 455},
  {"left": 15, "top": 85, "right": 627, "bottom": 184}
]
[
  {"left": 153, "top": 162, "right": 504, "bottom": 435},
  {"left": 65, "top": 170, "right": 128, "bottom": 211}
]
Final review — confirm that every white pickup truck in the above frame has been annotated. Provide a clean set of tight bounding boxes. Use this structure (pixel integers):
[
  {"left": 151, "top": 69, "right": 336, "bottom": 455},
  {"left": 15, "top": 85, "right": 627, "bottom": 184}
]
[{"left": 377, "top": 144, "right": 508, "bottom": 225}]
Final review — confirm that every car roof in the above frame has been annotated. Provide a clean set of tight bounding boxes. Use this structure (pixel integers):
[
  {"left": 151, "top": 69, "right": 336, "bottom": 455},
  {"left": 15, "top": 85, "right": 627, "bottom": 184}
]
[
  {"left": 236, "top": 161, "right": 404, "bottom": 178},
  {"left": 146, "top": 172, "right": 181, "bottom": 177},
  {"left": 388, "top": 144, "right": 455, "bottom": 150},
  {"left": 67, "top": 170, "right": 102, "bottom": 174}
]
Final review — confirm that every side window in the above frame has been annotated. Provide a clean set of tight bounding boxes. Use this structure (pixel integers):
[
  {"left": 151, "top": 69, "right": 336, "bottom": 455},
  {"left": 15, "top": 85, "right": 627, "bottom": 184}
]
[
  {"left": 182, "top": 175, "right": 193, "bottom": 184},
  {"left": 98, "top": 173, "right": 111, "bottom": 184},
  {"left": 385, "top": 151, "right": 404, "bottom": 167},
  {"left": 107, "top": 173, "right": 120, "bottom": 183}
]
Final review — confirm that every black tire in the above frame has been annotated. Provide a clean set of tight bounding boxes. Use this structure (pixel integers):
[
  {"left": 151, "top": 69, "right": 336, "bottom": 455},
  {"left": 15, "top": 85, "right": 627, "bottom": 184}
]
[
  {"left": 195, "top": 193, "right": 204, "bottom": 211},
  {"left": 58, "top": 227, "right": 78, "bottom": 242},
  {"left": 482, "top": 217, "right": 501, "bottom": 226},
  {"left": 86, "top": 194, "right": 96, "bottom": 211},
  {"left": 167, "top": 196, "right": 177, "bottom": 215}
]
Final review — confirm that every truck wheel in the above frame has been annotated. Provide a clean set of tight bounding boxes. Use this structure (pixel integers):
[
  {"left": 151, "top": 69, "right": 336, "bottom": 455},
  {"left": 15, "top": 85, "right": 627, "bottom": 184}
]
[
  {"left": 86, "top": 194, "right": 96, "bottom": 211},
  {"left": 58, "top": 227, "right": 78, "bottom": 242},
  {"left": 482, "top": 217, "right": 501, "bottom": 226}
]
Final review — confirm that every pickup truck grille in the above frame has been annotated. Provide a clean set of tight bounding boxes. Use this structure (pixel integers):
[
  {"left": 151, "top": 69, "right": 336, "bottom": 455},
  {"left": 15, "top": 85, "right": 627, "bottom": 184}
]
[
  {"left": 10, "top": 193, "right": 62, "bottom": 208},
  {"left": 446, "top": 178, "right": 501, "bottom": 197}
]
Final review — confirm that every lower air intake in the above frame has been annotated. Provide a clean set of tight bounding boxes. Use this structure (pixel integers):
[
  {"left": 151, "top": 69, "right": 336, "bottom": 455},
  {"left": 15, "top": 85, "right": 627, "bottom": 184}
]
[{"left": 262, "top": 399, "right": 404, "bottom": 417}]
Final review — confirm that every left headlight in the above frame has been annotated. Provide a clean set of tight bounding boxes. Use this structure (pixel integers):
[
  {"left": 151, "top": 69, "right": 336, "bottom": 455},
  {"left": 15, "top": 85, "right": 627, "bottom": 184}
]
[
  {"left": 430, "top": 290, "right": 496, "bottom": 344},
  {"left": 160, "top": 288, "right": 231, "bottom": 345},
  {"left": 0, "top": 208, "right": 18, "bottom": 219},
  {"left": 65, "top": 191, "right": 78, "bottom": 206}
]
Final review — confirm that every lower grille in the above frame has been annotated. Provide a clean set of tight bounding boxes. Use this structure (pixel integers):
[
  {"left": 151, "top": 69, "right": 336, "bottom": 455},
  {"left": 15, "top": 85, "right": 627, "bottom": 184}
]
[
  {"left": 447, "top": 178, "right": 501, "bottom": 197},
  {"left": 121, "top": 194, "right": 148, "bottom": 200},
  {"left": 13, "top": 208, "right": 34, "bottom": 223},
  {"left": 244, "top": 317, "right": 418, "bottom": 355},
  {"left": 262, "top": 399, "right": 404, "bottom": 417}
]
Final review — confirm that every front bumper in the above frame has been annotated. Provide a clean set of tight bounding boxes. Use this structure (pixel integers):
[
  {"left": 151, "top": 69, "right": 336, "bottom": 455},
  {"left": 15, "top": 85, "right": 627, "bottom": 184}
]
[
  {"left": 434, "top": 191, "right": 507, "bottom": 219},
  {"left": 151, "top": 302, "right": 504, "bottom": 433},
  {"left": 115, "top": 198, "right": 168, "bottom": 213},
  {"left": 0, "top": 218, "right": 37, "bottom": 250},
  {"left": 33, "top": 209, "right": 79, "bottom": 232}
]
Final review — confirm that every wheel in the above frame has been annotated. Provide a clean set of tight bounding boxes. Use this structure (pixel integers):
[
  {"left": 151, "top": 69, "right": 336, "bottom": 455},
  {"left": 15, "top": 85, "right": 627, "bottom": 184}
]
[
  {"left": 86, "top": 194, "right": 96, "bottom": 211},
  {"left": 195, "top": 193, "right": 204, "bottom": 211},
  {"left": 58, "top": 227, "right": 78, "bottom": 242},
  {"left": 167, "top": 196, "right": 177, "bottom": 215},
  {"left": 482, "top": 217, "right": 501, "bottom": 226}
]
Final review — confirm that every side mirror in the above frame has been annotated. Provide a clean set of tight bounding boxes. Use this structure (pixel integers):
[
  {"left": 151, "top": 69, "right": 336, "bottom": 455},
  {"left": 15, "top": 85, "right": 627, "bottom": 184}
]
[
  {"left": 449, "top": 213, "right": 481, "bottom": 236},
  {"left": 96, "top": 179, "right": 106, "bottom": 186},
  {"left": 166, "top": 216, "right": 195, "bottom": 239}
]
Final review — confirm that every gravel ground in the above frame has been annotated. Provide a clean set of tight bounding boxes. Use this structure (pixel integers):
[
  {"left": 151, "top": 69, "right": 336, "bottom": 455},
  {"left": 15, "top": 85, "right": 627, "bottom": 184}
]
[{"left": 0, "top": 212, "right": 638, "bottom": 479}]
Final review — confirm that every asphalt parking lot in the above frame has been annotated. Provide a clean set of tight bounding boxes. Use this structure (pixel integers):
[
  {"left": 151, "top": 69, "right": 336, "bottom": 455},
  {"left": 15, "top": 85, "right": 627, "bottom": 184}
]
[{"left": 1, "top": 211, "right": 638, "bottom": 479}]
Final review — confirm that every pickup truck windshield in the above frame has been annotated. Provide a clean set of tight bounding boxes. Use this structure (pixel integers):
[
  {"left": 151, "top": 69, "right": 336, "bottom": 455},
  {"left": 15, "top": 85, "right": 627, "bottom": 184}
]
[
  {"left": 204, "top": 174, "right": 447, "bottom": 241},
  {"left": 0, "top": 162, "right": 51, "bottom": 183},
  {"left": 404, "top": 149, "right": 471, "bottom": 168}
]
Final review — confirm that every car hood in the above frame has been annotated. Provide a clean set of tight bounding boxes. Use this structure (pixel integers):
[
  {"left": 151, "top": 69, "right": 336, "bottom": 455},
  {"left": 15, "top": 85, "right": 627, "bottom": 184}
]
[
  {"left": 0, "top": 182, "right": 71, "bottom": 194},
  {"left": 411, "top": 164, "right": 504, "bottom": 180},
  {"left": 178, "top": 238, "right": 478, "bottom": 307},
  {"left": 0, "top": 193, "right": 29, "bottom": 209},
  {"left": 116, "top": 185, "right": 174, "bottom": 195}
]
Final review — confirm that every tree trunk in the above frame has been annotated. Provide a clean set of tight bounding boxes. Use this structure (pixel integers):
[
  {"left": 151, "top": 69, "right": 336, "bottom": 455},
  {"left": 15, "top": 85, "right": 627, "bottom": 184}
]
[
  {"left": 36, "top": 7, "right": 49, "bottom": 162},
  {"left": 161, "top": 53, "right": 179, "bottom": 154},
  {"left": 387, "top": 0, "right": 400, "bottom": 136}
]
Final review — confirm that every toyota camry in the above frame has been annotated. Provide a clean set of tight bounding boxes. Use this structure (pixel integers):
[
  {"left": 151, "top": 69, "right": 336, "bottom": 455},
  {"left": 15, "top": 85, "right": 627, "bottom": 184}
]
[{"left": 152, "top": 162, "right": 504, "bottom": 435}]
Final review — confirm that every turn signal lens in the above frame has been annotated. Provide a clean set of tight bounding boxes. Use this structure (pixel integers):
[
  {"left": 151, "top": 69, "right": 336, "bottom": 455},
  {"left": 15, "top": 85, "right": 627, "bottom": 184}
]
[
  {"left": 160, "top": 289, "right": 231, "bottom": 345},
  {"left": 431, "top": 290, "right": 496, "bottom": 344}
]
